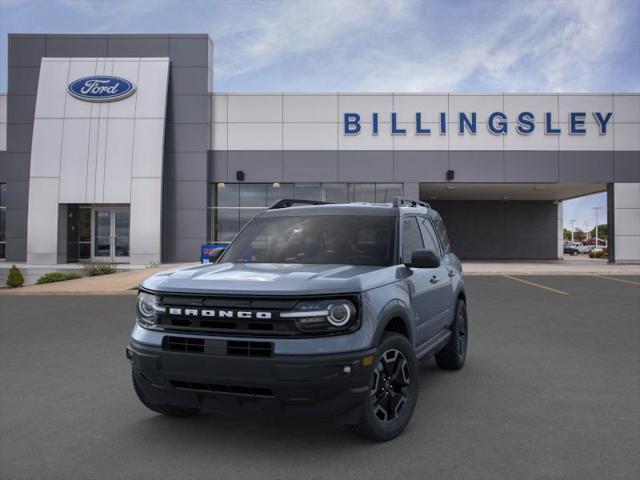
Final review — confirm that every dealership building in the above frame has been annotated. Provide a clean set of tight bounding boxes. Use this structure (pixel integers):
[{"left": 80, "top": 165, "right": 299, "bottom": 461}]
[{"left": 0, "top": 33, "right": 638, "bottom": 265}]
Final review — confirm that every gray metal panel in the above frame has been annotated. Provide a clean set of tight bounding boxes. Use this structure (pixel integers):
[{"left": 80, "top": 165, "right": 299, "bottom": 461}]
[
  {"left": 8, "top": 35, "right": 45, "bottom": 67},
  {"left": 45, "top": 35, "right": 108, "bottom": 57},
  {"left": 107, "top": 35, "right": 170, "bottom": 57},
  {"left": 338, "top": 151, "right": 394, "bottom": 182},
  {"left": 165, "top": 123, "right": 209, "bottom": 153},
  {"left": 504, "top": 151, "right": 559, "bottom": 182},
  {"left": 169, "top": 36, "right": 211, "bottom": 67},
  {"left": 6, "top": 124, "right": 33, "bottom": 153},
  {"left": 162, "top": 237, "right": 205, "bottom": 263},
  {"left": 167, "top": 95, "right": 210, "bottom": 124},
  {"left": 6, "top": 95, "right": 36, "bottom": 124},
  {"left": 559, "top": 151, "right": 614, "bottom": 183},
  {"left": 165, "top": 152, "right": 209, "bottom": 181},
  {"left": 5, "top": 236, "right": 26, "bottom": 262},
  {"left": 283, "top": 151, "right": 338, "bottom": 182},
  {"left": 208, "top": 151, "right": 228, "bottom": 182},
  {"left": 7, "top": 67, "right": 40, "bottom": 95},
  {"left": 0, "top": 153, "right": 30, "bottom": 181},
  {"left": 5, "top": 180, "right": 29, "bottom": 209},
  {"left": 163, "top": 209, "right": 208, "bottom": 239},
  {"left": 45, "top": 35, "right": 107, "bottom": 57},
  {"left": 430, "top": 200, "right": 557, "bottom": 260},
  {"left": 163, "top": 180, "right": 208, "bottom": 210},
  {"left": 394, "top": 151, "right": 449, "bottom": 182},
  {"left": 227, "top": 151, "right": 284, "bottom": 182},
  {"left": 449, "top": 151, "right": 504, "bottom": 182},
  {"left": 169, "top": 67, "right": 210, "bottom": 95},
  {"left": 614, "top": 151, "right": 640, "bottom": 182},
  {"left": 6, "top": 208, "right": 28, "bottom": 239}
]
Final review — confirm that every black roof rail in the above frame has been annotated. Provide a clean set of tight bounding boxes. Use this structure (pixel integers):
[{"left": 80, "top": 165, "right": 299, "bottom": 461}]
[
  {"left": 269, "top": 198, "right": 331, "bottom": 209},
  {"left": 391, "top": 196, "right": 430, "bottom": 209}
]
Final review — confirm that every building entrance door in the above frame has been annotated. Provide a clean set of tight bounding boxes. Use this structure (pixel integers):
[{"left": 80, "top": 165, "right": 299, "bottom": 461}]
[{"left": 92, "top": 206, "right": 130, "bottom": 263}]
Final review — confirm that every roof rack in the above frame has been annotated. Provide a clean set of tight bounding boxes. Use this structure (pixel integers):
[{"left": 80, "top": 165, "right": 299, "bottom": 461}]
[
  {"left": 391, "top": 196, "right": 430, "bottom": 209},
  {"left": 269, "top": 198, "right": 331, "bottom": 209}
]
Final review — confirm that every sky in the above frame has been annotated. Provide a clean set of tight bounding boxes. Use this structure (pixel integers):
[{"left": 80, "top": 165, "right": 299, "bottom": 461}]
[{"left": 1, "top": 0, "right": 638, "bottom": 227}]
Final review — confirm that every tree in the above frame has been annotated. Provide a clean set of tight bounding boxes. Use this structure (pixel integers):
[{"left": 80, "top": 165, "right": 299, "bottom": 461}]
[{"left": 589, "top": 224, "right": 608, "bottom": 239}]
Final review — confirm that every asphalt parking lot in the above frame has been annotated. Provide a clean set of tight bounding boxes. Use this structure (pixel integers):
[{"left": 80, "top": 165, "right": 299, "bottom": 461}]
[{"left": 1, "top": 275, "right": 639, "bottom": 480}]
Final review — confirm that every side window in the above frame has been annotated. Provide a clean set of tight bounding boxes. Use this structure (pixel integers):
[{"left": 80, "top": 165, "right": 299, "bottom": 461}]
[
  {"left": 402, "top": 217, "right": 424, "bottom": 263},
  {"left": 419, "top": 217, "right": 442, "bottom": 257},
  {"left": 433, "top": 216, "right": 452, "bottom": 254}
]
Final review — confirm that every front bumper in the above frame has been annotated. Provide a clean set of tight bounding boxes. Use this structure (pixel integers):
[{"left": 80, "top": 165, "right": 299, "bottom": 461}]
[{"left": 127, "top": 339, "right": 376, "bottom": 423}]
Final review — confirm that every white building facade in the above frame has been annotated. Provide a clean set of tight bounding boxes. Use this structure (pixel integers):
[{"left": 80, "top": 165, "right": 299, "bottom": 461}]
[{"left": 0, "top": 34, "right": 638, "bottom": 264}]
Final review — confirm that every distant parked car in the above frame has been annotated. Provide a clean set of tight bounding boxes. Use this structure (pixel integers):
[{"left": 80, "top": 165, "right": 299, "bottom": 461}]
[{"left": 564, "top": 244, "right": 580, "bottom": 256}]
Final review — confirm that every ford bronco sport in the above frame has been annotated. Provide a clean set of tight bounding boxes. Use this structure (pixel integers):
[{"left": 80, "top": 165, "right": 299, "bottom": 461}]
[{"left": 127, "top": 197, "right": 468, "bottom": 441}]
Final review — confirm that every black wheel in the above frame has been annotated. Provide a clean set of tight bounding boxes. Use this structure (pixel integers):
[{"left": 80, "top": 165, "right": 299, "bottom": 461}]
[
  {"left": 132, "top": 371, "right": 200, "bottom": 418},
  {"left": 572, "top": 250, "right": 579, "bottom": 256},
  {"left": 351, "top": 333, "right": 419, "bottom": 442},
  {"left": 435, "top": 299, "right": 468, "bottom": 370}
]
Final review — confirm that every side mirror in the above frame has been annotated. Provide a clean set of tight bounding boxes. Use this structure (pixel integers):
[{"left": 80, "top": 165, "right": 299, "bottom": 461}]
[
  {"left": 408, "top": 249, "right": 440, "bottom": 269},
  {"left": 208, "top": 248, "right": 225, "bottom": 263}
]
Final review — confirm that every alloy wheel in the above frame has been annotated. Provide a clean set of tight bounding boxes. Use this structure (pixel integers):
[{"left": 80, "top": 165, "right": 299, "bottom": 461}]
[{"left": 370, "top": 348, "right": 411, "bottom": 423}]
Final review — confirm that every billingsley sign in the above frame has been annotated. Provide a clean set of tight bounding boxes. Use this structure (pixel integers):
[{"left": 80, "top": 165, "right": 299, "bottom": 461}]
[
  {"left": 343, "top": 111, "right": 613, "bottom": 135},
  {"left": 68, "top": 76, "right": 136, "bottom": 102}
]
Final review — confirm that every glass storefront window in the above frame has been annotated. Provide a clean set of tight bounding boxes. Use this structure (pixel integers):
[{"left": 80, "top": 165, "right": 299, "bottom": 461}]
[
  {"left": 208, "top": 182, "right": 403, "bottom": 243},
  {"left": 349, "top": 183, "right": 376, "bottom": 203},
  {"left": 323, "top": 183, "right": 348, "bottom": 203},
  {"left": 376, "top": 183, "right": 403, "bottom": 203}
]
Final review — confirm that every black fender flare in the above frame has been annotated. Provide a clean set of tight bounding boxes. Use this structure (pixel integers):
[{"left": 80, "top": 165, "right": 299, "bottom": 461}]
[{"left": 372, "top": 299, "right": 413, "bottom": 346}]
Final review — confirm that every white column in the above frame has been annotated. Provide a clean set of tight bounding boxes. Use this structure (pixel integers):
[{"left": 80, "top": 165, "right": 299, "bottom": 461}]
[
  {"left": 557, "top": 201, "right": 564, "bottom": 259},
  {"left": 612, "top": 183, "right": 640, "bottom": 263}
]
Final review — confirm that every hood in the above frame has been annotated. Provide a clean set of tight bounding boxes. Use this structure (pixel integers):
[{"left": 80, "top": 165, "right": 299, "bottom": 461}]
[{"left": 141, "top": 262, "right": 400, "bottom": 296}]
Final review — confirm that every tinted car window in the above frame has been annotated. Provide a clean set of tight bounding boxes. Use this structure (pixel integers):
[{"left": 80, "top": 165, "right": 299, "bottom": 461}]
[
  {"left": 419, "top": 217, "right": 442, "bottom": 257},
  {"left": 433, "top": 216, "right": 451, "bottom": 254},
  {"left": 402, "top": 217, "right": 424, "bottom": 263},
  {"left": 221, "top": 215, "right": 396, "bottom": 266}
]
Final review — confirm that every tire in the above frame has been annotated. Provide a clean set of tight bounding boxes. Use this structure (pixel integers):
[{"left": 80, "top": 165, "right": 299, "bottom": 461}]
[
  {"left": 435, "top": 299, "right": 468, "bottom": 371},
  {"left": 572, "top": 250, "right": 579, "bottom": 256},
  {"left": 351, "top": 333, "right": 419, "bottom": 442},
  {"left": 132, "top": 371, "right": 201, "bottom": 418}
]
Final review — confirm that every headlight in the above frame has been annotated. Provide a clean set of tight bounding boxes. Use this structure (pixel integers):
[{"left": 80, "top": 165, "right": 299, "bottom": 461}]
[
  {"left": 281, "top": 299, "right": 358, "bottom": 334},
  {"left": 136, "top": 292, "right": 164, "bottom": 327}
]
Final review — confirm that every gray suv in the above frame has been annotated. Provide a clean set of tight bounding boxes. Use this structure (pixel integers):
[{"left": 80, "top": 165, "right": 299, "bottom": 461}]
[{"left": 127, "top": 197, "right": 468, "bottom": 441}]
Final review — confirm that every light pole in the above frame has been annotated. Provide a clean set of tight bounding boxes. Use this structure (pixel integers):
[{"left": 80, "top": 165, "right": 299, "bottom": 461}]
[
  {"left": 570, "top": 219, "right": 576, "bottom": 242},
  {"left": 592, "top": 206, "right": 603, "bottom": 248}
]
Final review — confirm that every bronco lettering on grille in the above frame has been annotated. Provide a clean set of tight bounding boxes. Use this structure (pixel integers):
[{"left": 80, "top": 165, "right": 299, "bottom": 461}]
[{"left": 167, "top": 308, "right": 272, "bottom": 320}]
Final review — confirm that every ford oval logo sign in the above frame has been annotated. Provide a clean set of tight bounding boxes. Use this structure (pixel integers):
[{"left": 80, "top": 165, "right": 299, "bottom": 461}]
[{"left": 67, "top": 76, "right": 136, "bottom": 102}]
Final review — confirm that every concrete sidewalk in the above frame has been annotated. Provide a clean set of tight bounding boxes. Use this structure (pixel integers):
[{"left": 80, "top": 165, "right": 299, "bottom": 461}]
[
  {"left": 462, "top": 257, "right": 640, "bottom": 276},
  {"left": 0, "top": 264, "right": 193, "bottom": 295},
  {"left": 1, "top": 258, "right": 638, "bottom": 295}
]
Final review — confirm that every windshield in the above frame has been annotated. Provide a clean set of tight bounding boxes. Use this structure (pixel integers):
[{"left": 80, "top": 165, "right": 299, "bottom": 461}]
[{"left": 221, "top": 215, "right": 397, "bottom": 266}]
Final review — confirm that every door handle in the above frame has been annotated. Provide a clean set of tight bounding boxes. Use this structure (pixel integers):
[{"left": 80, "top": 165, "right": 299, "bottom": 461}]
[
  {"left": 448, "top": 269, "right": 456, "bottom": 278},
  {"left": 430, "top": 275, "right": 440, "bottom": 284}
]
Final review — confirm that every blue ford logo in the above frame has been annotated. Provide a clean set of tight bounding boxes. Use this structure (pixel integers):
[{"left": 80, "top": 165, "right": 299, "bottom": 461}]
[{"left": 67, "top": 76, "right": 136, "bottom": 102}]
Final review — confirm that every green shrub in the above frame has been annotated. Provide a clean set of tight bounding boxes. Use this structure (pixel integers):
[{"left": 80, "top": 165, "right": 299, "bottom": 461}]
[
  {"left": 36, "top": 272, "right": 82, "bottom": 285},
  {"left": 589, "top": 250, "right": 606, "bottom": 259},
  {"left": 85, "top": 263, "right": 118, "bottom": 276},
  {"left": 6, "top": 265, "right": 24, "bottom": 288}
]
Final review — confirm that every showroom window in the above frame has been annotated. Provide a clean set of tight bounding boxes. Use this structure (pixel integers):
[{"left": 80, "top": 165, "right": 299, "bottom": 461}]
[
  {"left": 208, "top": 182, "right": 403, "bottom": 242},
  {"left": 0, "top": 183, "right": 6, "bottom": 259}
]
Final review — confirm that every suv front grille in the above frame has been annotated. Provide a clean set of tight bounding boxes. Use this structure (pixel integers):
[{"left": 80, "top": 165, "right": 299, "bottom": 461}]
[
  {"left": 171, "top": 380, "right": 274, "bottom": 398},
  {"left": 162, "top": 336, "right": 273, "bottom": 357}
]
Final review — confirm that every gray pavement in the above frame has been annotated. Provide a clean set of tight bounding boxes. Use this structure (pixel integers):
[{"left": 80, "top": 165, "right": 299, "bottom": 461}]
[{"left": 0, "top": 276, "right": 638, "bottom": 480}]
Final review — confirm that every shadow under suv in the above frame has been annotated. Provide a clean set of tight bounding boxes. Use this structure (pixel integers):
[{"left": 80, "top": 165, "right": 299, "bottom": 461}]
[{"left": 127, "top": 197, "right": 468, "bottom": 441}]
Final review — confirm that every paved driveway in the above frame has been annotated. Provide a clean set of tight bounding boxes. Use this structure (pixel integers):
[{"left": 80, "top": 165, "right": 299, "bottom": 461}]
[{"left": 1, "top": 276, "right": 638, "bottom": 480}]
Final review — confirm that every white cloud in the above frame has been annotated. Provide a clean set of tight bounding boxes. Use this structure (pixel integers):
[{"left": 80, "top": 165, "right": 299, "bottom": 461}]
[{"left": 213, "top": 0, "right": 636, "bottom": 92}]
